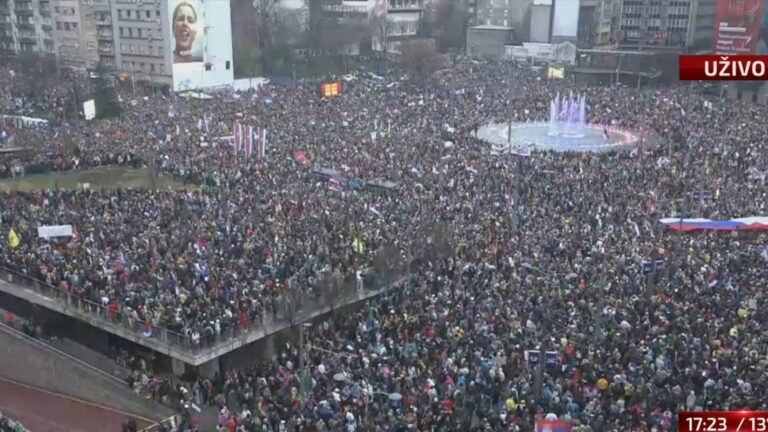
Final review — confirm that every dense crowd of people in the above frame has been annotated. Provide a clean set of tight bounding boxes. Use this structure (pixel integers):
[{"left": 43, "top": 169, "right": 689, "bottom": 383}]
[
  {"left": 1, "top": 58, "right": 767, "bottom": 432},
  {"left": 0, "top": 411, "right": 27, "bottom": 432}
]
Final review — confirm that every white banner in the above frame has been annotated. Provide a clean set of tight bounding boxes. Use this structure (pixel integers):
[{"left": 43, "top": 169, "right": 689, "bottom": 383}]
[{"left": 37, "top": 225, "right": 73, "bottom": 239}]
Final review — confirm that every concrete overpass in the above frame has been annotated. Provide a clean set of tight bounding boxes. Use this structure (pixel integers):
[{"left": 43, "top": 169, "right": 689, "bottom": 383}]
[{"left": 0, "top": 265, "right": 403, "bottom": 375}]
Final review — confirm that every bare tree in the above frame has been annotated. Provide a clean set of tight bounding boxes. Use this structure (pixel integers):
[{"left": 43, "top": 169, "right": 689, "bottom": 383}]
[
  {"left": 399, "top": 40, "right": 445, "bottom": 83},
  {"left": 431, "top": 0, "right": 469, "bottom": 52}
]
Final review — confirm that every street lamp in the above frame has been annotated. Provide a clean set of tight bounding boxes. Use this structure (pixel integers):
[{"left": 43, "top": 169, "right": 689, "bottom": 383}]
[{"left": 298, "top": 322, "right": 312, "bottom": 405}]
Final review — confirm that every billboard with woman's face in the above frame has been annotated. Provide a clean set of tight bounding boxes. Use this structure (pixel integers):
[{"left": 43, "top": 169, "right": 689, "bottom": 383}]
[{"left": 170, "top": 0, "right": 205, "bottom": 64}]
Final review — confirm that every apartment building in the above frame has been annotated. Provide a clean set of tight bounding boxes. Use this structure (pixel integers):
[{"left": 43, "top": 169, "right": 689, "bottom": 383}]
[
  {"left": 580, "top": 0, "right": 619, "bottom": 45},
  {"left": 619, "top": 0, "right": 716, "bottom": 49},
  {"left": 109, "top": 0, "right": 170, "bottom": 84},
  {"left": 315, "top": 0, "right": 426, "bottom": 53},
  {"left": 0, "top": 0, "right": 55, "bottom": 57},
  {"left": 52, "top": 0, "right": 100, "bottom": 69},
  {"left": 469, "top": 0, "right": 532, "bottom": 29}
]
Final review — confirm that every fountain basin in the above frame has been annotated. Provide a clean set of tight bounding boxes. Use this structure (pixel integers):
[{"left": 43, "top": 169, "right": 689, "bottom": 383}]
[{"left": 477, "top": 122, "right": 640, "bottom": 153}]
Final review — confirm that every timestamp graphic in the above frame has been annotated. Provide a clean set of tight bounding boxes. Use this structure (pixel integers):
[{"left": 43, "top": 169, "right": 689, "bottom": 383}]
[{"left": 679, "top": 411, "right": 768, "bottom": 432}]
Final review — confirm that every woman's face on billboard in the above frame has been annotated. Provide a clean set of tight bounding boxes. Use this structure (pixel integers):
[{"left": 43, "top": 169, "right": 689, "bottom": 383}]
[{"left": 173, "top": 4, "right": 197, "bottom": 52}]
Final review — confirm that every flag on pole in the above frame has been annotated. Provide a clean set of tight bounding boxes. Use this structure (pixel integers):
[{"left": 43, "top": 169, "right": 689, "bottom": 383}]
[
  {"left": 8, "top": 228, "right": 20, "bottom": 249},
  {"left": 244, "top": 125, "right": 254, "bottom": 157},
  {"left": 233, "top": 122, "right": 242, "bottom": 154},
  {"left": 257, "top": 128, "right": 267, "bottom": 160}
]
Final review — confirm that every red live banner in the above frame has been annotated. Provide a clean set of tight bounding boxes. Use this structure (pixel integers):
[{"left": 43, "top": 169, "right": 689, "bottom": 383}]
[
  {"left": 679, "top": 55, "right": 768, "bottom": 80},
  {"left": 679, "top": 411, "right": 768, "bottom": 432}
]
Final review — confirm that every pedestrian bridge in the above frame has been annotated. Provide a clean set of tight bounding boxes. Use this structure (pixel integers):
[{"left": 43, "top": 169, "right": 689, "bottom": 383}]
[{"left": 0, "top": 266, "right": 402, "bottom": 370}]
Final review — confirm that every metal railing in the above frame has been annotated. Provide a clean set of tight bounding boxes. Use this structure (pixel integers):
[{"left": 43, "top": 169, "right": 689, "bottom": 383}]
[{"left": 0, "top": 255, "right": 407, "bottom": 364}]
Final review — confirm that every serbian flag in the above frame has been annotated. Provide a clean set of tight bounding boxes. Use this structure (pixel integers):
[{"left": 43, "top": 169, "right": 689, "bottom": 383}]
[
  {"left": 195, "top": 238, "right": 209, "bottom": 256},
  {"left": 660, "top": 217, "right": 768, "bottom": 231},
  {"left": 536, "top": 420, "right": 572, "bottom": 432},
  {"left": 329, "top": 178, "right": 343, "bottom": 192},
  {"left": 328, "top": 178, "right": 344, "bottom": 192},
  {"left": 294, "top": 150, "right": 311, "bottom": 167},
  {"left": 244, "top": 125, "right": 254, "bottom": 157},
  {"left": 706, "top": 272, "right": 719, "bottom": 288},
  {"left": 257, "top": 128, "right": 267, "bottom": 160},
  {"left": 233, "top": 122, "right": 242, "bottom": 154},
  {"left": 69, "top": 225, "right": 81, "bottom": 246}
]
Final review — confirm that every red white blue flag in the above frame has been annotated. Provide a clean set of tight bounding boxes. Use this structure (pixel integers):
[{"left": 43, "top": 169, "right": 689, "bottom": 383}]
[{"left": 233, "top": 122, "right": 242, "bottom": 154}]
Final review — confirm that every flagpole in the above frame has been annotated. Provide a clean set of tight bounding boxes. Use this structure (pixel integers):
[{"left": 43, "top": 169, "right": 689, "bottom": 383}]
[{"left": 507, "top": 60, "right": 513, "bottom": 147}]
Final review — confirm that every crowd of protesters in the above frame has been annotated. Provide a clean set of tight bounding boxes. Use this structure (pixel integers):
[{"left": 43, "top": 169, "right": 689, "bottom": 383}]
[
  {"left": 0, "top": 58, "right": 767, "bottom": 432},
  {"left": 0, "top": 411, "right": 27, "bottom": 432}
]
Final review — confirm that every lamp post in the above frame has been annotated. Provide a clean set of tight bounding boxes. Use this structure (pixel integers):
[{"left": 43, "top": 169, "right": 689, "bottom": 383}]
[
  {"left": 298, "top": 321, "right": 312, "bottom": 406},
  {"left": 615, "top": 53, "right": 625, "bottom": 87}
]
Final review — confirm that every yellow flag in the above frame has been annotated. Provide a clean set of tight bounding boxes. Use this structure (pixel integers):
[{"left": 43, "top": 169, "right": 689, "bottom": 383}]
[
  {"left": 351, "top": 237, "right": 365, "bottom": 255},
  {"left": 8, "top": 228, "right": 20, "bottom": 249},
  {"left": 547, "top": 66, "right": 564, "bottom": 79}
]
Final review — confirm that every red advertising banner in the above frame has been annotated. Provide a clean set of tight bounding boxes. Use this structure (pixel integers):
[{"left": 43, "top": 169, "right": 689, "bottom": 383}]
[
  {"left": 712, "top": 0, "right": 765, "bottom": 55},
  {"left": 679, "top": 55, "right": 768, "bottom": 80},
  {"left": 320, "top": 81, "right": 343, "bottom": 98}
]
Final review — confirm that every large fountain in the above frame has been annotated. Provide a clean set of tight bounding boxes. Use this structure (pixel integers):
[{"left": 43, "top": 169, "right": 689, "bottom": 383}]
[
  {"left": 548, "top": 92, "right": 588, "bottom": 138},
  {"left": 476, "top": 93, "right": 643, "bottom": 153}
]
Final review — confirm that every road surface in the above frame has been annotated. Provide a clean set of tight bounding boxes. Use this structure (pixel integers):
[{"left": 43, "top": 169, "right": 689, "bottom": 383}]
[{"left": 0, "top": 378, "right": 153, "bottom": 432}]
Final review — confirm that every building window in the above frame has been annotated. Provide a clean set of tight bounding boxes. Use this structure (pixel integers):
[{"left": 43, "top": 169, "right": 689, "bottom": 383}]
[
  {"left": 159, "top": 65, "right": 164, "bottom": 74},
  {"left": 156, "top": 10, "right": 161, "bottom": 19},
  {"left": 150, "top": 63, "right": 155, "bottom": 72},
  {"left": 126, "top": 9, "right": 132, "bottom": 19},
  {"left": 119, "top": 27, "right": 124, "bottom": 37},
  {"left": 56, "top": 22, "right": 63, "bottom": 30},
  {"left": 128, "top": 27, "right": 133, "bottom": 37},
  {"left": 145, "top": 10, "right": 151, "bottom": 19},
  {"left": 87, "top": 42, "right": 96, "bottom": 50},
  {"left": 136, "top": 28, "right": 142, "bottom": 38},
  {"left": 117, "top": 9, "right": 122, "bottom": 19}
]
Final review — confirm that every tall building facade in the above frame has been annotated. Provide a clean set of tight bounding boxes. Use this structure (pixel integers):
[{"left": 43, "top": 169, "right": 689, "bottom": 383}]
[
  {"left": 108, "top": 0, "right": 170, "bottom": 84},
  {"left": 0, "top": 0, "right": 54, "bottom": 57},
  {"left": 469, "top": 0, "right": 533, "bottom": 29},
  {"left": 312, "top": 0, "right": 426, "bottom": 53},
  {"left": 579, "top": 0, "right": 619, "bottom": 45},
  {"left": 618, "top": 0, "right": 716, "bottom": 49},
  {"left": 53, "top": 0, "right": 99, "bottom": 69}
]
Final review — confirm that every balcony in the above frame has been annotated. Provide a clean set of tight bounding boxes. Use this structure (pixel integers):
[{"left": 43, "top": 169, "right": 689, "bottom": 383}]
[
  {"left": 16, "top": 22, "right": 34, "bottom": 30},
  {"left": 97, "top": 31, "right": 113, "bottom": 40},
  {"left": 95, "top": 17, "right": 112, "bottom": 26},
  {"left": 388, "top": 0, "right": 423, "bottom": 11},
  {"left": 14, "top": 6, "right": 33, "bottom": 16},
  {"left": 98, "top": 46, "right": 114, "bottom": 55},
  {"left": 18, "top": 34, "right": 36, "bottom": 43}
]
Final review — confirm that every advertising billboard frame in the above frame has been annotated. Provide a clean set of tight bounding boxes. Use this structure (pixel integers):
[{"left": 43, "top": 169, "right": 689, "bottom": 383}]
[
  {"left": 169, "top": 0, "right": 206, "bottom": 65},
  {"left": 712, "top": 0, "right": 766, "bottom": 55}
]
